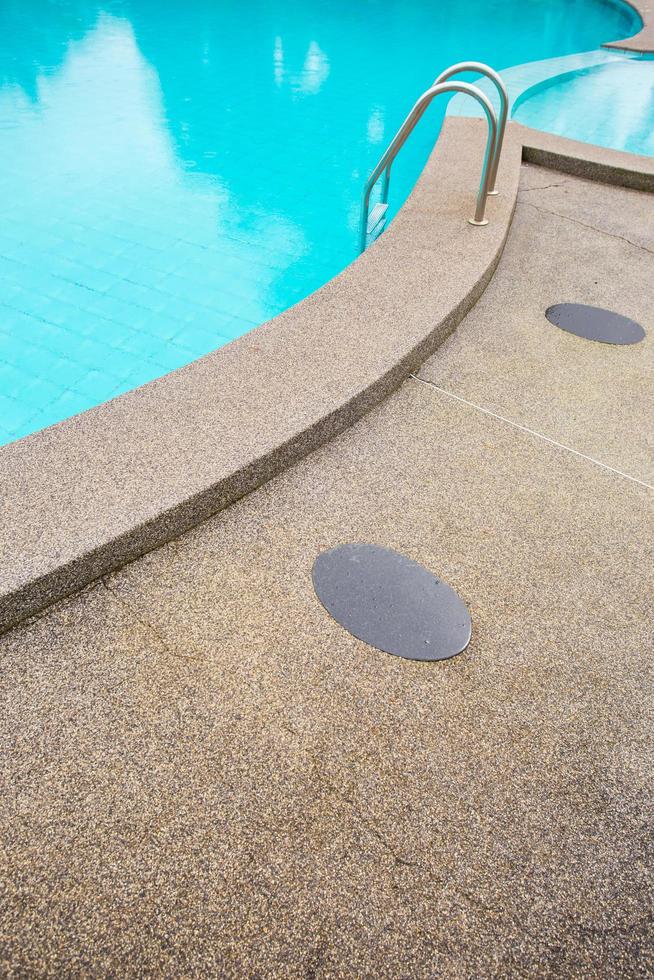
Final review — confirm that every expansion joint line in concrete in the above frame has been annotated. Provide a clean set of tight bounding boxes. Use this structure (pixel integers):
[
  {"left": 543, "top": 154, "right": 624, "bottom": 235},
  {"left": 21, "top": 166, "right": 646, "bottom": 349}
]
[{"left": 409, "top": 375, "right": 653, "bottom": 491}]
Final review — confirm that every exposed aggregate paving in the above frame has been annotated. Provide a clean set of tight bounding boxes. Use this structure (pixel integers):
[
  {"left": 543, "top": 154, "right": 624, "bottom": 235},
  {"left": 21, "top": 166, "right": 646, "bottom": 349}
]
[{"left": 1, "top": 166, "right": 652, "bottom": 977}]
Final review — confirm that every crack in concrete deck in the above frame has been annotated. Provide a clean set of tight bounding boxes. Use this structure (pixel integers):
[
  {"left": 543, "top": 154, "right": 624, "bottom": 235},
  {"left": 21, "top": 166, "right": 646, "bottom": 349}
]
[
  {"left": 517, "top": 198, "right": 654, "bottom": 258},
  {"left": 516, "top": 180, "right": 570, "bottom": 193},
  {"left": 101, "top": 579, "right": 205, "bottom": 665}
]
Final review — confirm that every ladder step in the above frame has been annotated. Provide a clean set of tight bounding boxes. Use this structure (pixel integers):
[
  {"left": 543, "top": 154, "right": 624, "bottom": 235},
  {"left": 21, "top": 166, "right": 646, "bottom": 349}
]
[{"left": 366, "top": 202, "right": 388, "bottom": 239}]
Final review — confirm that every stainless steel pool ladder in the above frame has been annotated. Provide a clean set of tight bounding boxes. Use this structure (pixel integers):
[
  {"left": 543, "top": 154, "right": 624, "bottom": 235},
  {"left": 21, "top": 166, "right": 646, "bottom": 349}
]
[{"left": 360, "top": 62, "right": 509, "bottom": 253}]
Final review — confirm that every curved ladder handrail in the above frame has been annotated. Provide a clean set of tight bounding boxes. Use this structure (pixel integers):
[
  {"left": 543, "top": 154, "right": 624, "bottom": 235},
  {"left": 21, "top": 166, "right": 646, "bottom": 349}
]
[
  {"left": 433, "top": 62, "right": 508, "bottom": 195},
  {"left": 360, "top": 81, "right": 497, "bottom": 253},
  {"left": 377, "top": 63, "right": 508, "bottom": 209}
]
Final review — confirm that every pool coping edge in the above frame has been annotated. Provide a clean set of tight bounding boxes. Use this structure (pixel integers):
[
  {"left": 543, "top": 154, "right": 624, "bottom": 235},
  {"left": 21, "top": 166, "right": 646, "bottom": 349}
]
[
  {"left": 517, "top": 123, "right": 654, "bottom": 190},
  {"left": 0, "top": 118, "right": 522, "bottom": 635},
  {"left": 2, "top": 118, "right": 653, "bottom": 637},
  {"left": 603, "top": 0, "right": 654, "bottom": 52}
]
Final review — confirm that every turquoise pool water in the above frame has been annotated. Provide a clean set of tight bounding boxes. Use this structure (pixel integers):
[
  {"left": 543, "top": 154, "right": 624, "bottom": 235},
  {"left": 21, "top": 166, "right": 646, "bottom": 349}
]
[
  {"left": 0, "top": 0, "right": 641, "bottom": 445},
  {"left": 513, "top": 57, "right": 654, "bottom": 157}
]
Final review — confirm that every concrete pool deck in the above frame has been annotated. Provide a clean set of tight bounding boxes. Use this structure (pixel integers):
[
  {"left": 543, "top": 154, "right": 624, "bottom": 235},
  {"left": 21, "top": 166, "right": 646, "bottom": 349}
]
[
  {"left": 0, "top": 117, "right": 523, "bottom": 635},
  {"left": 2, "top": 164, "right": 652, "bottom": 975},
  {"left": 2, "top": 119, "right": 654, "bottom": 638},
  {"left": 2, "top": 0, "right": 654, "bottom": 631}
]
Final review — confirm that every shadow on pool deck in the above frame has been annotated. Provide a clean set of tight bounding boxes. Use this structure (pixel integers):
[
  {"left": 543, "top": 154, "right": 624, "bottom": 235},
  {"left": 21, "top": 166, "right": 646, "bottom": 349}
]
[{"left": 1, "top": 166, "right": 652, "bottom": 976}]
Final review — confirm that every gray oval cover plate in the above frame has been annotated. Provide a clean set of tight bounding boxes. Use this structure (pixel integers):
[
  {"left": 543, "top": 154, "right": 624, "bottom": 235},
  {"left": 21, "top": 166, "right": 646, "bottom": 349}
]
[
  {"left": 545, "top": 303, "right": 645, "bottom": 345},
  {"left": 312, "top": 543, "right": 471, "bottom": 662}
]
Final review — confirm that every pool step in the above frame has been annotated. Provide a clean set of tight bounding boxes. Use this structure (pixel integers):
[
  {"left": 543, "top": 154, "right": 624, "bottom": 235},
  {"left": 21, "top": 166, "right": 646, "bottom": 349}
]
[{"left": 366, "top": 202, "right": 388, "bottom": 243}]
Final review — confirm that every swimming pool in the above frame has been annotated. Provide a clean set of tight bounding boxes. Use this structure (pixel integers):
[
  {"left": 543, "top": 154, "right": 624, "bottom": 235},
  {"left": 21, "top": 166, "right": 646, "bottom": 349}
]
[
  {"left": 513, "top": 56, "right": 654, "bottom": 157},
  {"left": 0, "top": 0, "right": 642, "bottom": 445}
]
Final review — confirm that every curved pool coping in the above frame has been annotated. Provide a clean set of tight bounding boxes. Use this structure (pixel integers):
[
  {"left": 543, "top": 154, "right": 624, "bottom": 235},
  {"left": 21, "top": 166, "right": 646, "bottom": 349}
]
[
  {"left": 517, "top": 122, "right": 654, "bottom": 190},
  {"left": 0, "top": 118, "right": 524, "bottom": 634},
  {"left": 448, "top": 50, "right": 654, "bottom": 191},
  {"left": 2, "top": 0, "right": 654, "bottom": 635},
  {"left": 2, "top": 116, "right": 653, "bottom": 636},
  {"left": 603, "top": 0, "right": 654, "bottom": 51}
]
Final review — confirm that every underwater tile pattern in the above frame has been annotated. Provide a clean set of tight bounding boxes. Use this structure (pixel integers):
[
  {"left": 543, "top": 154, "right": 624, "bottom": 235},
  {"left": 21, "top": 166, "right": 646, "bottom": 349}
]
[
  {"left": 0, "top": 188, "right": 314, "bottom": 442},
  {"left": 0, "top": 0, "right": 640, "bottom": 445}
]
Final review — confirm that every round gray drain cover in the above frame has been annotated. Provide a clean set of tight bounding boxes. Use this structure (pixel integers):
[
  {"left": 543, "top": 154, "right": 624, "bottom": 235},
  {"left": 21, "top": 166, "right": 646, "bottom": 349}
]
[
  {"left": 312, "top": 543, "right": 471, "bottom": 662},
  {"left": 545, "top": 303, "right": 645, "bottom": 345}
]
